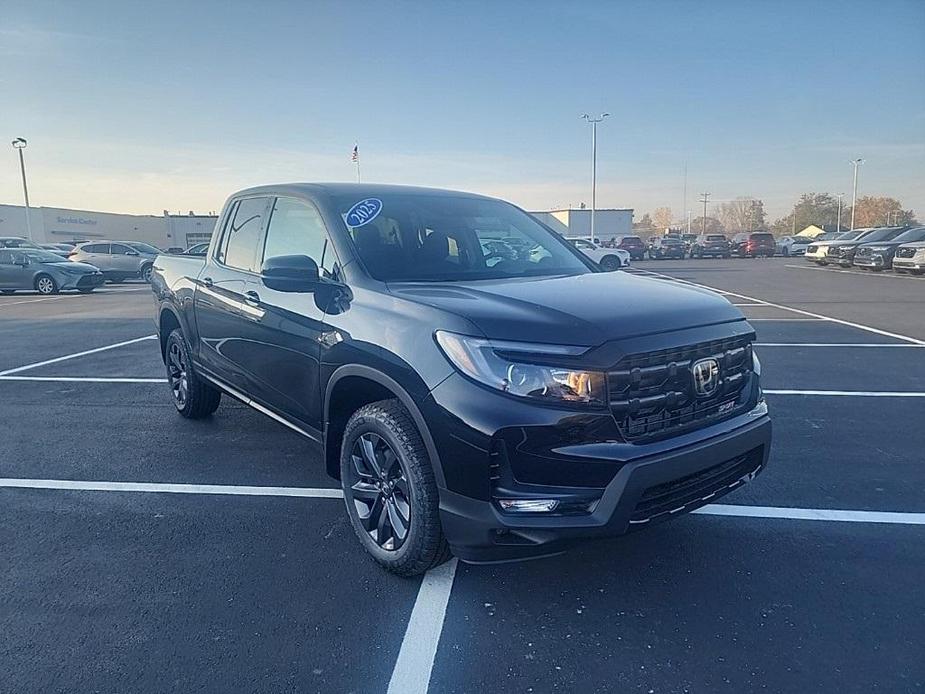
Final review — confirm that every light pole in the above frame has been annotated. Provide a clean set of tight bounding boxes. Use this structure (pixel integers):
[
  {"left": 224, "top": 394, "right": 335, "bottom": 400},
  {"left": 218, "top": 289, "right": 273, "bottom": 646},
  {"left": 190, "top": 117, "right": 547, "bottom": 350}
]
[
  {"left": 581, "top": 113, "right": 609, "bottom": 244},
  {"left": 836, "top": 193, "right": 844, "bottom": 231},
  {"left": 849, "top": 158, "right": 863, "bottom": 230},
  {"left": 11, "top": 138, "right": 32, "bottom": 240}
]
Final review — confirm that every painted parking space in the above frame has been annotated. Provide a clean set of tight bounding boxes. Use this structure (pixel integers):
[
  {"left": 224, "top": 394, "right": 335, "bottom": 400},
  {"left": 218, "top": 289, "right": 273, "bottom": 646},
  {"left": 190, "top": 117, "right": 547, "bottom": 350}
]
[
  {"left": 0, "top": 490, "right": 419, "bottom": 694},
  {"left": 432, "top": 519, "right": 924, "bottom": 694}
]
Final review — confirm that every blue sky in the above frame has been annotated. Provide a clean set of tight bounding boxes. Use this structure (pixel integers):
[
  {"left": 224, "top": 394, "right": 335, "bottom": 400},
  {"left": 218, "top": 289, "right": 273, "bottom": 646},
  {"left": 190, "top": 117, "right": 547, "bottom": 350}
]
[{"left": 2, "top": 0, "right": 923, "bottom": 221}]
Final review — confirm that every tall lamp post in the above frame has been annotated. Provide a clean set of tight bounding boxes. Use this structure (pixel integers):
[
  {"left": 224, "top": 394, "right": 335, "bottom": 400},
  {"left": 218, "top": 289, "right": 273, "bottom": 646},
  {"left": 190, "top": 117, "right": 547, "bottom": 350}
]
[
  {"left": 11, "top": 138, "right": 32, "bottom": 240},
  {"left": 836, "top": 193, "right": 844, "bottom": 231},
  {"left": 849, "top": 158, "right": 863, "bottom": 230},
  {"left": 580, "top": 113, "right": 609, "bottom": 244}
]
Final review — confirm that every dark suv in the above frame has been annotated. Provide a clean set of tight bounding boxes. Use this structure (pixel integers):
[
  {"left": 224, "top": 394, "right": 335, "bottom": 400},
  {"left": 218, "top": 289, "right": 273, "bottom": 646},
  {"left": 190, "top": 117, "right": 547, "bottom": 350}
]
[
  {"left": 152, "top": 184, "right": 771, "bottom": 575},
  {"left": 731, "top": 232, "right": 775, "bottom": 257},
  {"left": 617, "top": 235, "right": 646, "bottom": 260},
  {"left": 690, "top": 234, "right": 731, "bottom": 258}
]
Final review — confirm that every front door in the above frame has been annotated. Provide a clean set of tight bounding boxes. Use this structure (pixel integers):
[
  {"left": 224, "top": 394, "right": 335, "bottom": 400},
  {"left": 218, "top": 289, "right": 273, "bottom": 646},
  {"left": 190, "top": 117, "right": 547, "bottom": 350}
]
[{"left": 238, "top": 196, "right": 341, "bottom": 431}]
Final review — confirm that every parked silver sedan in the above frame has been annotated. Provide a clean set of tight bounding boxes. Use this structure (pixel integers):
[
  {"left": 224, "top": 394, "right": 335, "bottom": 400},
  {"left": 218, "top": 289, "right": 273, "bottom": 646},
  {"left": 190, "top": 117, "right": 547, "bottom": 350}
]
[{"left": 0, "top": 248, "right": 104, "bottom": 294}]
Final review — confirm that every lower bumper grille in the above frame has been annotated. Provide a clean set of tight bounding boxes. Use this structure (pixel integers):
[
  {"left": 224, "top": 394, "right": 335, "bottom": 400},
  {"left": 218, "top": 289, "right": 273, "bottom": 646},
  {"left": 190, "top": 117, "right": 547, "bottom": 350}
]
[
  {"left": 76, "top": 274, "right": 105, "bottom": 288},
  {"left": 629, "top": 448, "right": 763, "bottom": 525}
]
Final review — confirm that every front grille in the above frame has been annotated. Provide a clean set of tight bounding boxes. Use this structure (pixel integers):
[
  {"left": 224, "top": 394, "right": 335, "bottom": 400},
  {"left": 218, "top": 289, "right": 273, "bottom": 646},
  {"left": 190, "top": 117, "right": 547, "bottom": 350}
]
[
  {"left": 629, "top": 448, "right": 763, "bottom": 525},
  {"left": 897, "top": 247, "right": 917, "bottom": 259},
  {"left": 608, "top": 336, "right": 754, "bottom": 442}
]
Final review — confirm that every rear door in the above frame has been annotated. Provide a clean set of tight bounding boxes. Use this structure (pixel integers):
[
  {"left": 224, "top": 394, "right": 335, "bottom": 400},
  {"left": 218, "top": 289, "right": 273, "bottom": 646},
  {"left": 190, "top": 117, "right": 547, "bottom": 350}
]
[
  {"left": 238, "top": 195, "right": 341, "bottom": 430},
  {"left": 194, "top": 196, "right": 271, "bottom": 391},
  {"left": 109, "top": 243, "right": 139, "bottom": 274},
  {"left": 80, "top": 243, "right": 111, "bottom": 270},
  {"left": 0, "top": 250, "right": 25, "bottom": 288}
]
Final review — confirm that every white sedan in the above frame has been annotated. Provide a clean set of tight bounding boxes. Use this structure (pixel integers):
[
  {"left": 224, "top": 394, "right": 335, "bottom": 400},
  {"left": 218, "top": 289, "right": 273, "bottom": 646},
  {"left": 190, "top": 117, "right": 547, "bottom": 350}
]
[{"left": 569, "top": 238, "right": 631, "bottom": 271}]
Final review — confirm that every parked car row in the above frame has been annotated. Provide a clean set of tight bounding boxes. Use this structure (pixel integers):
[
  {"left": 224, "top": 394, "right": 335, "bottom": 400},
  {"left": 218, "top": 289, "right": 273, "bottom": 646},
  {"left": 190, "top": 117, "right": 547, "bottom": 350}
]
[{"left": 804, "top": 226, "right": 925, "bottom": 273}]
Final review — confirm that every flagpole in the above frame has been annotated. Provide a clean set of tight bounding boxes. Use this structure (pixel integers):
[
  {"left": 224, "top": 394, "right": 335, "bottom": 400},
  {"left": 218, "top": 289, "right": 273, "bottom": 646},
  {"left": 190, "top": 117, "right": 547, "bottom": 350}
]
[{"left": 356, "top": 157, "right": 360, "bottom": 183}]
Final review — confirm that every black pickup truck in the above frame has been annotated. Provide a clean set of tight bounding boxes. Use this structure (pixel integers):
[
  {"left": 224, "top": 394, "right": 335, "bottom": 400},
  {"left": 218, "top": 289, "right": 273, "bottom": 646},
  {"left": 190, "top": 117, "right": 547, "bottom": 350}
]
[{"left": 152, "top": 183, "right": 771, "bottom": 576}]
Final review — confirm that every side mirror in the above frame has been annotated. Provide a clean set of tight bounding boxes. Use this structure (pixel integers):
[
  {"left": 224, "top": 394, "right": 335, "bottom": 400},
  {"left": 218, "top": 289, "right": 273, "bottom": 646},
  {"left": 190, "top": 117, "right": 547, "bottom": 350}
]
[{"left": 261, "top": 254, "right": 320, "bottom": 292}]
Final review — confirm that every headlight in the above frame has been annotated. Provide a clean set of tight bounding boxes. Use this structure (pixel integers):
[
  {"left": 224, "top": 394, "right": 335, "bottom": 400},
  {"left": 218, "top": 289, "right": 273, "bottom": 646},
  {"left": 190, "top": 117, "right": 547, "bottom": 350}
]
[
  {"left": 752, "top": 349, "right": 761, "bottom": 377},
  {"left": 435, "top": 331, "right": 606, "bottom": 405},
  {"left": 915, "top": 249, "right": 925, "bottom": 258}
]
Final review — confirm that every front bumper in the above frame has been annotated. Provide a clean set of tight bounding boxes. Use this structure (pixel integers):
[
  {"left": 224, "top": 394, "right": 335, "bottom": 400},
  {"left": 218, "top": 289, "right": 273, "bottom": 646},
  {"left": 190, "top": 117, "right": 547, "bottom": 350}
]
[
  {"left": 893, "top": 258, "right": 925, "bottom": 271},
  {"left": 59, "top": 272, "right": 105, "bottom": 290},
  {"left": 852, "top": 254, "right": 887, "bottom": 268},
  {"left": 426, "top": 365, "right": 771, "bottom": 562}
]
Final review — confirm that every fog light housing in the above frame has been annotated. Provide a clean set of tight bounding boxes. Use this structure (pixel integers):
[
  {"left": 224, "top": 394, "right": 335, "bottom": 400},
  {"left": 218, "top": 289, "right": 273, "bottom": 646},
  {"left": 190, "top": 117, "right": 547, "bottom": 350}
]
[{"left": 497, "top": 499, "right": 559, "bottom": 513}]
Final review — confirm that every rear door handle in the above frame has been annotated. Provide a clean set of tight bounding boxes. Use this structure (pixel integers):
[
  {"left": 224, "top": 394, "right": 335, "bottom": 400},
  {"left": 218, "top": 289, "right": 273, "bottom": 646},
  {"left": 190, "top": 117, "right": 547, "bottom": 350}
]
[
  {"left": 201, "top": 276, "right": 213, "bottom": 288},
  {"left": 243, "top": 290, "right": 261, "bottom": 306}
]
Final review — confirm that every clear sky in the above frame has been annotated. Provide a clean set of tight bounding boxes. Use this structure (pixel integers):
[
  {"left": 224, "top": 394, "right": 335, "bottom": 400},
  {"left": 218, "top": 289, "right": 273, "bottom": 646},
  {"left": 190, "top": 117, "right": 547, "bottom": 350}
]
[{"left": 2, "top": 0, "right": 924, "bottom": 221}]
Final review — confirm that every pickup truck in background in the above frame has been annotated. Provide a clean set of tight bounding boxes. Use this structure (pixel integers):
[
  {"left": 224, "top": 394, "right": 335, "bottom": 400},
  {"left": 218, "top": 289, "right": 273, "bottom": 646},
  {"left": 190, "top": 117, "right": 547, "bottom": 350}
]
[{"left": 152, "top": 183, "right": 771, "bottom": 576}]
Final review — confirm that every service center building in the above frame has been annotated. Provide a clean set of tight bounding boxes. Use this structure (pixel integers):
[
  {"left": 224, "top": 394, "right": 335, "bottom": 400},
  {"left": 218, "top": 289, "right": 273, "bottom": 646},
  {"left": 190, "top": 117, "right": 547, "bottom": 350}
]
[{"left": 0, "top": 203, "right": 218, "bottom": 250}]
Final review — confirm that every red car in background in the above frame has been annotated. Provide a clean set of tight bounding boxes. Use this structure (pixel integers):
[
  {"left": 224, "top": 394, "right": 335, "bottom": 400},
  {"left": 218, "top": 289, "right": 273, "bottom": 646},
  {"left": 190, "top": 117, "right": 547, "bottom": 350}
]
[
  {"left": 731, "top": 231, "right": 776, "bottom": 258},
  {"left": 617, "top": 235, "right": 647, "bottom": 260}
]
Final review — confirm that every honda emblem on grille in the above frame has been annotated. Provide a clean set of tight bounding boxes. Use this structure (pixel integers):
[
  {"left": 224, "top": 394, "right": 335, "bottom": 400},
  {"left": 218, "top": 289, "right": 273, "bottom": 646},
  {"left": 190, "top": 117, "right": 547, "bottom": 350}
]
[{"left": 691, "top": 358, "right": 720, "bottom": 397}]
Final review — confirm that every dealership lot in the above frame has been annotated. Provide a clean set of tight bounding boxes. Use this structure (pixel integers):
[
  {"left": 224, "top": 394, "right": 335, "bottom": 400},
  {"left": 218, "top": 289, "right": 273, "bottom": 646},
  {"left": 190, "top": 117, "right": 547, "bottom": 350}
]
[{"left": 1, "top": 258, "right": 923, "bottom": 693}]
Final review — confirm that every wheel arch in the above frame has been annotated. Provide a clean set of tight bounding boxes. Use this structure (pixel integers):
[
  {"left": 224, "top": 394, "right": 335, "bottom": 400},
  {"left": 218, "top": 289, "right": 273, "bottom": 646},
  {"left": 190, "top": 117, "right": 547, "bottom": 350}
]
[
  {"left": 323, "top": 365, "right": 446, "bottom": 488},
  {"left": 157, "top": 304, "right": 183, "bottom": 362}
]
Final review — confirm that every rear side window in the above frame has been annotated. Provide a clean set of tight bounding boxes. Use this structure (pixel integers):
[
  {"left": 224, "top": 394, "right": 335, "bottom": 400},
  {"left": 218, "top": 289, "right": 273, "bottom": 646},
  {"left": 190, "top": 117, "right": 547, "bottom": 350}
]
[
  {"left": 218, "top": 197, "right": 269, "bottom": 272},
  {"left": 706, "top": 235, "right": 726, "bottom": 241},
  {"left": 0, "top": 250, "right": 13, "bottom": 264},
  {"left": 81, "top": 243, "right": 108, "bottom": 254}
]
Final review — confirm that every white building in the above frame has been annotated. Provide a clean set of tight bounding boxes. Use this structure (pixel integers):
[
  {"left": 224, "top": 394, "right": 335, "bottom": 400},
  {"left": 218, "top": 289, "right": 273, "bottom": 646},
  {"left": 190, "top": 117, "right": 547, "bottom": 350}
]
[
  {"left": 0, "top": 202, "right": 218, "bottom": 250},
  {"left": 530, "top": 207, "right": 633, "bottom": 242}
]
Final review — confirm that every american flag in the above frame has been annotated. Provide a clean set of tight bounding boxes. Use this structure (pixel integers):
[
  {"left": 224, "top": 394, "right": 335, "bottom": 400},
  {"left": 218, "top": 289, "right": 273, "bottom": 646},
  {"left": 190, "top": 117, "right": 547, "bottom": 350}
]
[{"left": 351, "top": 144, "right": 358, "bottom": 162}]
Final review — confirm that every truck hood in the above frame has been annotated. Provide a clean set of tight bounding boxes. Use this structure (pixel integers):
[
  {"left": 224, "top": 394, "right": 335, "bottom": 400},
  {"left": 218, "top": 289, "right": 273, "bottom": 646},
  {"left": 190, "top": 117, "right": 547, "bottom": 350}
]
[{"left": 387, "top": 271, "right": 744, "bottom": 346}]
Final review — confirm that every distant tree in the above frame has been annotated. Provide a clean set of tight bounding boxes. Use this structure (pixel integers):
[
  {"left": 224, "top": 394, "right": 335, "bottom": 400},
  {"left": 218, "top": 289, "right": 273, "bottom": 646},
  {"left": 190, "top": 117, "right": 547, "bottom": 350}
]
[
  {"left": 717, "top": 198, "right": 766, "bottom": 233},
  {"left": 691, "top": 216, "right": 725, "bottom": 234},
  {"left": 652, "top": 207, "right": 673, "bottom": 231},
  {"left": 847, "top": 196, "right": 916, "bottom": 228},
  {"left": 771, "top": 192, "right": 842, "bottom": 235},
  {"left": 633, "top": 213, "right": 653, "bottom": 231}
]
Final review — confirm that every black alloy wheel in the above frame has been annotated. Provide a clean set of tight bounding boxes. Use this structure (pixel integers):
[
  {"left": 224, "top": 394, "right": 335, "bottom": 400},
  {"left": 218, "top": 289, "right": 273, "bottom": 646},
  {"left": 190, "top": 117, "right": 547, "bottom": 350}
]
[
  {"left": 167, "top": 339, "right": 190, "bottom": 410},
  {"left": 346, "top": 432, "right": 412, "bottom": 551}
]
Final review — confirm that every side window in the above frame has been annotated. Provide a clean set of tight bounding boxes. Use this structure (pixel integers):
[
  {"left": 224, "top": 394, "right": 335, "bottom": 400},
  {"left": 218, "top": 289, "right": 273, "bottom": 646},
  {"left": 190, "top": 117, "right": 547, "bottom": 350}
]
[
  {"left": 0, "top": 250, "right": 13, "bottom": 264},
  {"left": 110, "top": 243, "right": 132, "bottom": 255},
  {"left": 220, "top": 197, "right": 268, "bottom": 272},
  {"left": 84, "top": 244, "right": 106, "bottom": 254},
  {"left": 262, "top": 197, "right": 339, "bottom": 279}
]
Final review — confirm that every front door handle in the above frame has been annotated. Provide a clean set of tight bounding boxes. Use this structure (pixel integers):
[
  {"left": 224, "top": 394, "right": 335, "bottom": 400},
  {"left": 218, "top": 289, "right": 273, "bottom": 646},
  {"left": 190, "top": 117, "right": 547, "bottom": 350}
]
[{"left": 243, "top": 290, "right": 261, "bottom": 306}]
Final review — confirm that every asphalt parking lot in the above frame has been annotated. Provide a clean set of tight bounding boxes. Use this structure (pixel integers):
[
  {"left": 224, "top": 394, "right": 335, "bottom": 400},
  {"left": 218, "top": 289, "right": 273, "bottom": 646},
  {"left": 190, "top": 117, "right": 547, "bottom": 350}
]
[{"left": 2, "top": 258, "right": 923, "bottom": 694}]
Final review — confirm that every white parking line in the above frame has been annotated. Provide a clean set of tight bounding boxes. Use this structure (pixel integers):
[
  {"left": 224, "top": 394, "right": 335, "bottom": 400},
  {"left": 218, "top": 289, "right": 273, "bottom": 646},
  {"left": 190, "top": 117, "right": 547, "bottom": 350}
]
[
  {"left": 387, "top": 559, "right": 459, "bottom": 694},
  {"left": 0, "top": 478, "right": 342, "bottom": 497},
  {"left": 785, "top": 264, "right": 925, "bottom": 281},
  {"left": 764, "top": 389, "right": 925, "bottom": 397},
  {"left": 694, "top": 504, "right": 925, "bottom": 525},
  {"left": 746, "top": 318, "right": 824, "bottom": 321},
  {"left": 635, "top": 268, "right": 925, "bottom": 345},
  {"left": 0, "top": 376, "right": 167, "bottom": 383},
  {"left": 0, "top": 296, "right": 68, "bottom": 308},
  {"left": 755, "top": 343, "right": 925, "bottom": 348},
  {"left": 0, "top": 335, "right": 157, "bottom": 376}
]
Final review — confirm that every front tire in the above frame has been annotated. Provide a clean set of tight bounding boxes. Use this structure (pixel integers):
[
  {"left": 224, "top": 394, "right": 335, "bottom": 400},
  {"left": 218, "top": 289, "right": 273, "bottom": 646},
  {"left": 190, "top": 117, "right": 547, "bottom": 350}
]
[
  {"left": 35, "top": 274, "right": 59, "bottom": 295},
  {"left": 165, "top": 329, "right": 221, "bottom": 418},
  {"left": 341, "top": 399, "right": 450, "bottom": 577},
  {"left": 600, "top": 255, "right": 621, "bottom": 271}
]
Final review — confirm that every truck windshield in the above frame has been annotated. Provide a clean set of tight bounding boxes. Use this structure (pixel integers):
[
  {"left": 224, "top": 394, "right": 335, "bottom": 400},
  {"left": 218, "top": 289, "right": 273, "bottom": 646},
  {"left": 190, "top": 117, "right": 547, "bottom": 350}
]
[{"left": 333, "top": 194, "right": 591, "bottom": 281}]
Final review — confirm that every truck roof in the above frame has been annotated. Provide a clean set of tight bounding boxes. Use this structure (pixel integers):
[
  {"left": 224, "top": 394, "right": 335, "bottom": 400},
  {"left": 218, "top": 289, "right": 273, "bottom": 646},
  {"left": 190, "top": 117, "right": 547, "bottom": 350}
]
[{"left": 229, "top": 182, "right": 498, "bottom": 201}]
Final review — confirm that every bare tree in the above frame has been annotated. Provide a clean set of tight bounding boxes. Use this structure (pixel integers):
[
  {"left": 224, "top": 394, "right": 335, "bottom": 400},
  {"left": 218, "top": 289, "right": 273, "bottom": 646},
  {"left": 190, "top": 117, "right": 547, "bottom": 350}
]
[
  {"left": 652, "top": 207, "right": 673, "bottom": 231},
  {"left": 717, "top": 198, "right": 766, "bottom": 233}
]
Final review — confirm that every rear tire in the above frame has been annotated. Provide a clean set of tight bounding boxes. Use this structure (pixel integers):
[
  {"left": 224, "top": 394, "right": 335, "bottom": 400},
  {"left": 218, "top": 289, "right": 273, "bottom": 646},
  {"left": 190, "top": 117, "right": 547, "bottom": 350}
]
[
  {"left": 341, "top": 399, "right": 451, "bottom": 577},
  {"left": 35, "top": 274, "right": 59, "bottom": 295},
  {"left": 165, "top": 329, "right": 221, "bottom": 419}
]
